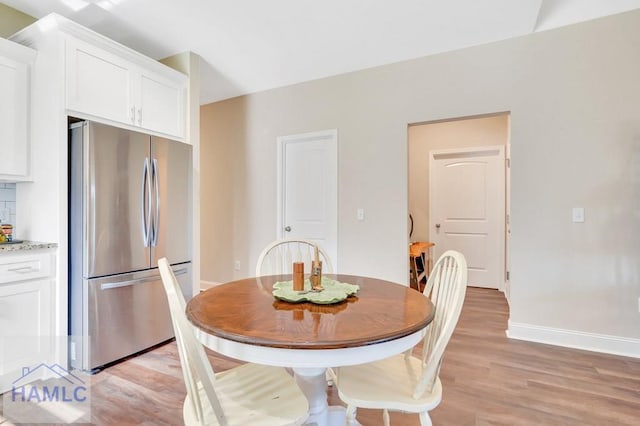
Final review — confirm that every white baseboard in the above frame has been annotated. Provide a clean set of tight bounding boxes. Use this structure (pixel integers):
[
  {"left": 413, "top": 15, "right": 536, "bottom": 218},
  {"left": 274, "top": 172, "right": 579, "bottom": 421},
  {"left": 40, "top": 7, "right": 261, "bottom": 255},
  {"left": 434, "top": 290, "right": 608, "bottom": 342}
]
[
  {"left": 507, "top": 320, "right": 640, "bottom": 359},
  {"left": 200, "top": 280, "right": 222, "bottom": 291}
]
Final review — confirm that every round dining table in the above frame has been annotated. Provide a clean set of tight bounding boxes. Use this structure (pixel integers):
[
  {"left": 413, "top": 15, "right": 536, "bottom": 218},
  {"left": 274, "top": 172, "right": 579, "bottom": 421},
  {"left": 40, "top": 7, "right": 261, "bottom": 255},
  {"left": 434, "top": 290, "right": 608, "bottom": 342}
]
[{"left": 186, "top": 274, "right": 434, "bottom": 426}]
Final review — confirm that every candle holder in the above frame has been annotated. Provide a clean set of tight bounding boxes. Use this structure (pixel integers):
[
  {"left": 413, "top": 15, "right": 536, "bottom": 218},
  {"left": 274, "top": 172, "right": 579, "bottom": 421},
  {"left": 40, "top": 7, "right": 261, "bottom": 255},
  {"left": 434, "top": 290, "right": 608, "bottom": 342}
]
[
  {"left": 293, "top": 262, "right": 304, "bottom": 291},
  {"left": 311, "top": 260, "right": 323, "bottom": 290}
]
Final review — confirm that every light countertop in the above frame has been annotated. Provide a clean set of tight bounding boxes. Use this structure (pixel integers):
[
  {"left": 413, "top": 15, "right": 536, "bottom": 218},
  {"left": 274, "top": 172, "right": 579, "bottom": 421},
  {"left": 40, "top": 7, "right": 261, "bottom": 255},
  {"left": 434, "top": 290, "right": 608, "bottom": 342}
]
[{"left": 0, "top": 241, "right": 58, "bottom": 252}]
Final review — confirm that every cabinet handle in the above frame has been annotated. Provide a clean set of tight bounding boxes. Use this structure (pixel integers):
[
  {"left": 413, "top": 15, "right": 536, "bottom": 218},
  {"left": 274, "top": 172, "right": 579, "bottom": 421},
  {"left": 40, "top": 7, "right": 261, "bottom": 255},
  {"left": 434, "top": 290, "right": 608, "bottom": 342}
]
[
  {"left": 130, "top": 107, "right": 135, "bottom": 124},
  {"left": 137, "top": 108, "right": 142, "bottom": 125},
  {"left": 7, "top": 266, "right": 37, "bottom": 273}
]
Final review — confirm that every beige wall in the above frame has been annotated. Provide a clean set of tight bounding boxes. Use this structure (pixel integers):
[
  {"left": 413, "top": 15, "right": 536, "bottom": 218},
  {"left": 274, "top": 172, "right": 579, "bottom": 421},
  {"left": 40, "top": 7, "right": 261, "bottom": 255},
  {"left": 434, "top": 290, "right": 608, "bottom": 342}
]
[
  {"left": 201, "top": 10, "right": 640, "bottom": 346},
  {"left": 408, "top": 114, "right": 509, "bottom": 243},
  {"left": 200, "top": 98, "right": 248, "bottom": 284},
  {"left": 0, "top": 4, "right": 35, "bottom": 37}
]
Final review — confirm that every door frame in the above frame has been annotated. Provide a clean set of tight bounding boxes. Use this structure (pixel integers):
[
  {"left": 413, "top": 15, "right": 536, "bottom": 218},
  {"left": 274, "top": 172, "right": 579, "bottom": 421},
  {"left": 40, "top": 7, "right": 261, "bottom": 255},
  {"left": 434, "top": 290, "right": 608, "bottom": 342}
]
[
  {"left": 276, "top": 129, "right": 338, "bottom": 269},
  {"left": 505, "top": 120, "right": 512, "bottom": 302}
]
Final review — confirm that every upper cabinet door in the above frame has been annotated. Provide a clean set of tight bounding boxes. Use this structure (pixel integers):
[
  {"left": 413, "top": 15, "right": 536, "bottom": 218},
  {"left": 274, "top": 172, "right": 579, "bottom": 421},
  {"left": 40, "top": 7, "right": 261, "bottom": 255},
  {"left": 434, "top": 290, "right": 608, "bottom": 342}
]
[
  {"left": 138, "top": 70, "right": 186, "bottom": 139},
  {"left": 66, "top": 38, "right": 135, "bottom": 126},
  {"left": 0, "top": 40, "right": 34, "bottom": 180}
]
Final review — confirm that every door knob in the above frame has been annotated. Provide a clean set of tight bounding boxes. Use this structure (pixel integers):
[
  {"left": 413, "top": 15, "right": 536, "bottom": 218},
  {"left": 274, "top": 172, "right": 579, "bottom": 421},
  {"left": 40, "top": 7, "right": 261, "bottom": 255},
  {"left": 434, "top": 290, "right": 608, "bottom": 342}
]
[
  {"left": 435, "top": 224, "right": 441, "bottom": 229},
  {"left": 284, "top": 226, "right": 292, "bottom": 232}
]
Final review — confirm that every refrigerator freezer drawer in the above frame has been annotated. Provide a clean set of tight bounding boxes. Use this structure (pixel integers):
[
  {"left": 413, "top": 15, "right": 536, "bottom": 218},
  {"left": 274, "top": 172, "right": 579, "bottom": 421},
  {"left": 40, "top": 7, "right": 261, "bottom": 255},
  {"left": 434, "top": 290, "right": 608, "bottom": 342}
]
[{"left": 71, "top": 264, "right": 191, "bottom": 371}]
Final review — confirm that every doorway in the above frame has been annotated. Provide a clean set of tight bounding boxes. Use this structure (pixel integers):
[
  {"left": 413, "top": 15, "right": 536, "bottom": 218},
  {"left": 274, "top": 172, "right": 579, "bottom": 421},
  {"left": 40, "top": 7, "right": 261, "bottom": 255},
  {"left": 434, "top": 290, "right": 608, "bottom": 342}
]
[
  {"left": 277, "top": 129, "right": 338, "bottom": 270},
  {"left": 408, "top": 113, "right": 510, "bottom": 293}
]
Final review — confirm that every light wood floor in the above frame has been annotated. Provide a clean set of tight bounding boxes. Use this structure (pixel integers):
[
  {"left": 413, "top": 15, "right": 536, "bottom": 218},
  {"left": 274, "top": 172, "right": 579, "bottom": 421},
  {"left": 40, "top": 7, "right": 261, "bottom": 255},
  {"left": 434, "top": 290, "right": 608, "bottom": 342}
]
[{"left": 5, "top": 287, "right": 640, "bottom": 425}]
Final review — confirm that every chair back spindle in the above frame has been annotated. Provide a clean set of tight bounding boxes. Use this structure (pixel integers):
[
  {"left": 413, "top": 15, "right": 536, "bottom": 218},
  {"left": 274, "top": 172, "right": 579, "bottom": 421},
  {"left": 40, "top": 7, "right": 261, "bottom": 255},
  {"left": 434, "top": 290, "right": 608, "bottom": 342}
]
[
  {"left": 158, "top": 258, "right": 228, "bottom": 426},
  {"left": 414, "top": 250, "right": 467, "bottom": 398},
  {"left": 256, "top": 239, "right": 333, "bottom": 276}
]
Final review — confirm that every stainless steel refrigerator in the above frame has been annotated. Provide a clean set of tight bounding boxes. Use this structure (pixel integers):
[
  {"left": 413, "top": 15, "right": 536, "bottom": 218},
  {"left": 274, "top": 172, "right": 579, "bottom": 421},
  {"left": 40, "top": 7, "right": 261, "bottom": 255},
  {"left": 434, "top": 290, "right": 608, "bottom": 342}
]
[{"left": 69, "top": 120, "right": 192, "bottom": 371}]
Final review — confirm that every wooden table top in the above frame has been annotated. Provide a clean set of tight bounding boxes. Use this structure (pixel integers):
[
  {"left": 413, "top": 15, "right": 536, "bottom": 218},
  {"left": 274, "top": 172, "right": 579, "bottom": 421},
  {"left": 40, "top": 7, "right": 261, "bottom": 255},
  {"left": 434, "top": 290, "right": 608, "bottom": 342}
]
[
  {"left": 186, "top": 274, "right": 434, "bottom": 350},
  {"left": 410, "top": 241, "right": 435, "bottom": 258}
]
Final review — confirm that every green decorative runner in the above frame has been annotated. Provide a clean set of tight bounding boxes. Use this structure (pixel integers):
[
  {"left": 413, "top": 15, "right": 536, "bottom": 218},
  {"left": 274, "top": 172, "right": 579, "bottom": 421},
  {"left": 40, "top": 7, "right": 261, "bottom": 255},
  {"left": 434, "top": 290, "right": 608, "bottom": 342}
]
[{"left": 272, "top": 277, "right": 359, "bottom": 304}]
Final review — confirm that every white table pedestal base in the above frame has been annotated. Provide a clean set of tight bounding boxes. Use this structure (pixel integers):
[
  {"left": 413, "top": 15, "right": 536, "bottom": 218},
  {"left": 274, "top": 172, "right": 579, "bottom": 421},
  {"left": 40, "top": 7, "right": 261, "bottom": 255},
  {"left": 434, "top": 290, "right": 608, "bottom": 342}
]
[{"left": 294, "top": 367, "right": 346, "bottom": 426}]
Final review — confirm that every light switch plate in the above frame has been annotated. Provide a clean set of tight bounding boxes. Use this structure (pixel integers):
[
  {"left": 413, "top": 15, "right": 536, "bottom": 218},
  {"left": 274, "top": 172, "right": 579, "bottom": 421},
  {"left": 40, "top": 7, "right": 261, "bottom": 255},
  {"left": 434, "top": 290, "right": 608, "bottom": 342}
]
[
  {"left": 572, "top": 207, "right": 585, "bottom": 223},
  {"left": 357, "top": 208, "right": 365, "bottom": 221}
]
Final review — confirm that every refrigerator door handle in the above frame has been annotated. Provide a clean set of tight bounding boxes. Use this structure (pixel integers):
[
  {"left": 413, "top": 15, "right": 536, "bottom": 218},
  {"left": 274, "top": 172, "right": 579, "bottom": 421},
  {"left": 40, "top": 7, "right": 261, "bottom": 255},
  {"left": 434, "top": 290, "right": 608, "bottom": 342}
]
[
  {"left": 151, "top": 158, "right": 160, "bottom": 247},
  {"left": 100, "top": 268, "right": 188, "bottom": 290},
  {"left": 141, "top": 157, "right": 152, "bottom": 247}
]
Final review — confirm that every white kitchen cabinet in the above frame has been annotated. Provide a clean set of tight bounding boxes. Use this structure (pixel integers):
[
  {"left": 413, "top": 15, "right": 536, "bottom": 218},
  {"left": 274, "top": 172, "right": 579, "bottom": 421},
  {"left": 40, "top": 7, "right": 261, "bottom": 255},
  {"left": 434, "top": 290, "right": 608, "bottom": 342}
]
[
  {"left": 137, "top": 70, "right": 186, "bottom": 137},
  {"left": 66, "top": 37, "right": 134, "bottom": 126},
  {"left": 0, "top": 250, "right": 55, "bottom": 394},
  {"left": 0, "top": 38, "right": 35, "bottom": 181},
  {"left": 5, "top": 15, "right": 195, "bottom": 379},
  {"left": 66, "top": 36, "right": 187, "bottom": 139}
]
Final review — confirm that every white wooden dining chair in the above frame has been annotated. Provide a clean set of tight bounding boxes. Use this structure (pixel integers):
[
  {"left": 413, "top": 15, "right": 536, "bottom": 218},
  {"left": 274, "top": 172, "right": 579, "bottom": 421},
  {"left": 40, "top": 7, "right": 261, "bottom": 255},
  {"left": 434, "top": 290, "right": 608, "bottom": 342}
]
[
  {"left": 255, "top": 239, "right": 333, "bottom": 277},
  {"left": 157, "top": 258, "right": 309, "bottom": 426},
  {"left": 334, "top": 250, "right": 468, "bottom": 426},
  {"left": 254, "top": 239, "right": 337, "bottom": 385}
]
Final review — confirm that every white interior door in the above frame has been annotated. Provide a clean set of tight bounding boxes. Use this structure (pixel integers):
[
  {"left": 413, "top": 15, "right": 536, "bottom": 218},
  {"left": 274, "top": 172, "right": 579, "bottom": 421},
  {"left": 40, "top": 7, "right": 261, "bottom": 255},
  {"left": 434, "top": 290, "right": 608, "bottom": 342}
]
[
  {"left": 429, "top": 146, "right": 505, "bottom": 289},
  {"left": 277, "top": 130, "right": 338, "bottom": 270}
]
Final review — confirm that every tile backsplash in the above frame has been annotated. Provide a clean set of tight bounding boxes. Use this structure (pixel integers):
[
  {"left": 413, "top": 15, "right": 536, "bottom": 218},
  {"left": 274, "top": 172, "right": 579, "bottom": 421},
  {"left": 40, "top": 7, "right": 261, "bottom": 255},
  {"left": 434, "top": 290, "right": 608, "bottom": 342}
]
[{"left": 0, "top": 183, "right": 16, "bottom": 226}]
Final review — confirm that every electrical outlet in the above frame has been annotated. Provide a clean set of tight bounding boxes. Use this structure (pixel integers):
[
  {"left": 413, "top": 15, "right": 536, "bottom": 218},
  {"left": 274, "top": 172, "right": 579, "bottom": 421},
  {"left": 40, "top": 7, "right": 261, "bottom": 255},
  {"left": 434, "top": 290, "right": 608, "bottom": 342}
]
[
  {"left": 572, "top": 207, "right": 584, "bottom": 223},
  {"left": 234, "top": 260, "right": 241, "bottom": 271}
]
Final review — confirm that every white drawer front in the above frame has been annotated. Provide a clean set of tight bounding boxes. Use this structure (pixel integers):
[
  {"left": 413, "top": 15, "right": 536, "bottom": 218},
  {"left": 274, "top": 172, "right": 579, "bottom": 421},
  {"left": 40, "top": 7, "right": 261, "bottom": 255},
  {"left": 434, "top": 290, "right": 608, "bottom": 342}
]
[{"left": 0, "top": 253, "right": 53, "bottom": 284}]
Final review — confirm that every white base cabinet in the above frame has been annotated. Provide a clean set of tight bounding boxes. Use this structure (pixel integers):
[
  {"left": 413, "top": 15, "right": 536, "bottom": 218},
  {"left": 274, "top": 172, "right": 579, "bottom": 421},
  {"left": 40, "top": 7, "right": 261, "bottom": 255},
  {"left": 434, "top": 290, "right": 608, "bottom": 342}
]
[{"left": 0, "top": 250, "right": 55, "bottom": 394}]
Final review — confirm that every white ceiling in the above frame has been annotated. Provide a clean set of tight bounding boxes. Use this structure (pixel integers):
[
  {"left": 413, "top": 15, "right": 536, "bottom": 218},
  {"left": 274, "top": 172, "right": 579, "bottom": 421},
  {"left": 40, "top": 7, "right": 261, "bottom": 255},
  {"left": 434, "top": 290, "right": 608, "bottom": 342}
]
[{"left": 4, "top": 0, "right": 640, "bottom": 104}]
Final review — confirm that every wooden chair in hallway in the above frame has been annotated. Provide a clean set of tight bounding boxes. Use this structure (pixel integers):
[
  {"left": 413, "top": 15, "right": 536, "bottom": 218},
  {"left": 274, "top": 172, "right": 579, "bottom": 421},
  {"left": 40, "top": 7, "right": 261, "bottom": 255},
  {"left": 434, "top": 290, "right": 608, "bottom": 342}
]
[
  {"left": 334, "top": 250, "right": 468, "bottom": 426},
  {"left": 158, "top": 258, "right": 309, "bottom": 425},
  {"left": 409, "top": 241, "right": 435, "bottom": 292}
]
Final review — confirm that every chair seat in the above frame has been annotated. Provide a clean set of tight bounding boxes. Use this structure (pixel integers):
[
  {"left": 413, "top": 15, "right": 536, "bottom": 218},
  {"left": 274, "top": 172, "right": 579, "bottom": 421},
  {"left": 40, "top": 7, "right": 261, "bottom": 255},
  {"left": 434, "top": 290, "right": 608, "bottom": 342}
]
[
  {"left": 336, "top": 354, "right": 442, "bottom": 414},
  {"left": 334, "top": 250, "right": 466, "bottom": 425},
  {"left": 184, "top": 363, "right": 308, "bottom": 426}
]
